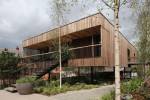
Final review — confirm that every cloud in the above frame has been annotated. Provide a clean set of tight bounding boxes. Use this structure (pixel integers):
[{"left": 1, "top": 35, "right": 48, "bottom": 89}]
[
  {"left": 0, "top": 0, "right": 136, "bottom": 48},
  {"left": 0, "top": 0, "right": 51, "bottom": 48}
]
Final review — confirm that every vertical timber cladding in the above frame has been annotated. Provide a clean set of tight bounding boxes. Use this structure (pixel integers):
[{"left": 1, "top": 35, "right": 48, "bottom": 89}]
[
  {"left": 101, "top": 18, "right": 115, "bottom": 67},
  {"left": 100, "top": 15, "right": 137, "bottom": 68}
]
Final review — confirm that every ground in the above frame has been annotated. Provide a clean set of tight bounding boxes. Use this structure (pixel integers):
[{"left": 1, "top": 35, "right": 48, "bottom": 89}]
[{"left": 0, "top": 85, "right": 114, "bottom": 100}]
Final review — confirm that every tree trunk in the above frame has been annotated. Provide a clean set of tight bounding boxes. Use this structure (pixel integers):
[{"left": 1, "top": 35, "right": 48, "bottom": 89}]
[{"left": 114, "top": 0, "right": 121, "bottom": 100}]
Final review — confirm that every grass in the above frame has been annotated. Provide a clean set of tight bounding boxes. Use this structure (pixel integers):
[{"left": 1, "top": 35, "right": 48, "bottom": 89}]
[
  {"left": 121, "top": 78, "right": 143, "bottom": 94},
  {"left": 101, "top": 91, "right": 115, "bottom": 100},
  {"left": 33, "top": 80, "right": 102, "bottom": 96},
  {"left": 99, "top": 78, "right": 143, "bottom": 100}
]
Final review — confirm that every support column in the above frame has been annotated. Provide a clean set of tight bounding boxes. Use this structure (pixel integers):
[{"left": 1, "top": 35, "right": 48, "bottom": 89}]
[
  {"left": 78, "top": 67, "right": 80, "bottom": 77},
  {"left": 91, "top": 67, "right": 94, "bottom": 83},
  {"left": 48, "top": 72, "right": 51, "bottom": 82}
]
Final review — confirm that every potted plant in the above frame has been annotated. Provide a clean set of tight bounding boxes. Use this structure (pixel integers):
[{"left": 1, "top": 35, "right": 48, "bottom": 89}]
[{"left": 16, "top": 76, "right": 36, "bottom": 95}]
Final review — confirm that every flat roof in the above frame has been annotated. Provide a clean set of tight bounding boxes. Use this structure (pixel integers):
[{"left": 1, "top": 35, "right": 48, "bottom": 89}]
[{"left": 23, "top": 12, "right": 136, "bottom": 49}]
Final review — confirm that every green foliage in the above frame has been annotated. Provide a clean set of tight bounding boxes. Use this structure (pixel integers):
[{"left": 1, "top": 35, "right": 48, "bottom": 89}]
[
  {"left": 33, "top": 80, "right": 99, "bottom": 96},
  {"left": 33, "top": 78, "right": 47, "bottom": 87},
  {"left": 121, "top": 78, "right": 143, "bottom": 93},
  {"left": 0, "top": 50, "right": 20, "bottom": 87},
  {"left": 0, "top": 51, "right": 20, "bottom": 75},
  {"left": 16, "top": 76, "right": 36, "bottom": 84},
  {"left": 101, "top": 91, "right": 115, "bottom": 100},
  {"left": 51, "top": 42, "right": 73, "bottom": 61},
  {"left": 136, "top": 0, "right": 150, "bottom": 62}
]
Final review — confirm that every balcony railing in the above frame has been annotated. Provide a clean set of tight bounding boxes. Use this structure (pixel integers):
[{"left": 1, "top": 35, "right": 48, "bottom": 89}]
[
  {"left": 23, "top": 43, "right": 101, "bottom": 63},
  {"left": 128, "top": 57, "right": 137, "bottom": 63}
]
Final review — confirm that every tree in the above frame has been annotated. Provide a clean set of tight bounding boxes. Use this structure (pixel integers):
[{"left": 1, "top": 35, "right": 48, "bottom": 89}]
[
  {"left": 50, "top": 0, "right": 76, "bottom": 88},
  {"left": 50, "top": 0, "right": 130, "bottom": 99},
  {"left": 136, "top": 0, "right": 150, "bottom": 63},
  {"left": 131, "top": 0, "right": 150, "bottom": 79},
  {"left": 0, "top": 50, "right": 20, "bottom": 87},
  {"left": 91, "top": 0, "right": 122, "bottom": 99}
]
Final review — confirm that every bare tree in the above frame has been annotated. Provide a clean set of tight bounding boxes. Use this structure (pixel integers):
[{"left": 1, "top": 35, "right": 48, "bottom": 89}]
[
  {"left": 51, "top": 0, "right": 67, "bottom": 88},
  {"left": 50, "top": 0, "right": 77, "bottom": 88}
]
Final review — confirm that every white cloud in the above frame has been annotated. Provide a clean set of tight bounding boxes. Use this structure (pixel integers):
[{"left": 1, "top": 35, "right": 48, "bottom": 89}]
[
  {"left": 0, "top": 0, "right": 136, "bottom": 48},
  {"left": 0, "top": 0, "right": 51, "bottom": 48}
]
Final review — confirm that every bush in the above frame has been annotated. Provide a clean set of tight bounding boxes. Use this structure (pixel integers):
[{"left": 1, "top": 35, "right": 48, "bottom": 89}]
[
  {"left": 33, "top": 78, "right": 47, "bottom": 88},
  {"left": 101, "top": 91, "right": 115, "bottom": 100},
  {"left": 33, "top": 80, "right": 99, "bottom": 96},
  {"left": 121, "top": 78, "right": 143, "bottom": 93},
  {"left": 16, "top": 76, "right": 36, "bottom": 84},
  {"left": 0, "top": 50, "right": 20, "bottom": 87}
]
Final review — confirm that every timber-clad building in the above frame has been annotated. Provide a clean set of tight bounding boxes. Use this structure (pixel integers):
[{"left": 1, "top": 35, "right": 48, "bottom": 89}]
[{"left": 22, "top": 13, "right": 137, "bottom": 75}]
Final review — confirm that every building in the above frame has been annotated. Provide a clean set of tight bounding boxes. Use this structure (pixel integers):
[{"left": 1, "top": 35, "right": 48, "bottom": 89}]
[
  {"left": 0, "top": 47, "right": 22, "bottom": 57},
  {"left": 22, "top": 13, "right": 137, "bottom": 78}
]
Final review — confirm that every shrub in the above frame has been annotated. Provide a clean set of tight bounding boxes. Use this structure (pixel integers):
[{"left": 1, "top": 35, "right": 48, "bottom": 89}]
[
  {"left": 33, "top": 86, "right": 44, "bottom": 93},
  {"left": 16, "top": 76, "right": 36, "bottom": 84},
  {"left": 121, "top": 78, "right": 143, "bottom": 93},
  {"left": 33, "top": 78, "right": 47, "bottom": 87},
  {"left": 33, "top": 80, "right": 100, "bottom": 96},
  {"left": 101, "top": 91, "right": 115, "bottom": 100},
  {"left": 0, "top": 50, "right": 20, "bottom": 87}
]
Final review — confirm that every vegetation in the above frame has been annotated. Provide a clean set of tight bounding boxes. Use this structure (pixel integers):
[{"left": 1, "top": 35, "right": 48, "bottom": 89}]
[
  {"left": 0, "top": 50, "right": 20, "bottom": 87},
  {"left": 121, "top": 78, "right": 143, "bottom": 94},
  {"left": 100, "top": 78, "right": 143, "bottom": 100},
  {"left": 16, "top": 76, "right": 36, "bottom": 84},
  {"left": 135, "top": 0, "right": 150, "bottom": 63},
  {"left": 33, "top": 80, "right": 100, "bottom": 96},
  {"left": 101, "top": 91, "right": 115, "bottom": 100}
]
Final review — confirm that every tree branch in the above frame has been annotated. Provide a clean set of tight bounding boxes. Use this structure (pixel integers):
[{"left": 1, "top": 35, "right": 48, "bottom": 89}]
[{"left": 101, "top": 0, "right": 114, "bottom": 10}]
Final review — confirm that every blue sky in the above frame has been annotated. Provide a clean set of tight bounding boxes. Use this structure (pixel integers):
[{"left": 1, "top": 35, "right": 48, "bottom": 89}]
[{"left": 0, "top": 0, "right": 136, "bottom": 48}]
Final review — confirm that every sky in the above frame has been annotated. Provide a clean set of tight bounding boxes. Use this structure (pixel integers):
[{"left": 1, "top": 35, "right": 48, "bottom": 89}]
[{"left": 0, "top": 0, "right": 136, "bottom": 48}]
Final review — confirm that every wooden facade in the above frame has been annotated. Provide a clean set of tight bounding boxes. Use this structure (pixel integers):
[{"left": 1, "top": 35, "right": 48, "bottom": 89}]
[{"left": 22, "top": 13, "right": 137, "bottom": 68}]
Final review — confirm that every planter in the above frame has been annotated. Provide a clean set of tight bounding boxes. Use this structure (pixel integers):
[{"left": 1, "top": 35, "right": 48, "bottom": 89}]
[{"left": 16, "top": 83, "right": 33, "bottom": 95}]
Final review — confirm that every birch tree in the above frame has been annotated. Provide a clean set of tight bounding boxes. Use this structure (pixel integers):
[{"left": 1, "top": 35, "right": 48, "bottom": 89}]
[
  {"left": 50, "top": 1, "right": 129, "bottom": 99},
  {"left": 99, "top": 0, "right": 121, "bottom": 99},
  {"left": 92, "top": 1, "right": 131, "bottom": 99}
]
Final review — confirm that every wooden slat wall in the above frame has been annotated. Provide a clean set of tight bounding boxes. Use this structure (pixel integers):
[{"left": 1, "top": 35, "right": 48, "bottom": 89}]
[
  {"left": 23, "top": 13, "right": 137, "bottom": 68},
  {"left": 68, "top": 57, "right": 104, "bottom": 67},
  {"left": 23, "top": 14, "right": 104, "bottom": 47},
  {"left": 100, "top": 18, "right": 136, "bottom": 68}
]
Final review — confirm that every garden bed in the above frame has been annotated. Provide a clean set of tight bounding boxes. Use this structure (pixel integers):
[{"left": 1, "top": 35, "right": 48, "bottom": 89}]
[{"left": 33, "top": 80, "right": 104, "bottom": 96}]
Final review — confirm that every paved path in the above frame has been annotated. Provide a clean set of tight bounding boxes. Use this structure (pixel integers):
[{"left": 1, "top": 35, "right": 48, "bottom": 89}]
[{"left": 0, "top": 85, "right": 114, "bottom": 100}]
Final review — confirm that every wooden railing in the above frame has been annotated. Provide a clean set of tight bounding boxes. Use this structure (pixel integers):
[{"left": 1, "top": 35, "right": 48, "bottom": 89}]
[
  {"left": 23, "top": 43, "right": 101, "bottom": 63},
  {"left": 128, "top": 57, "right": 137, "bottom": 63}
]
